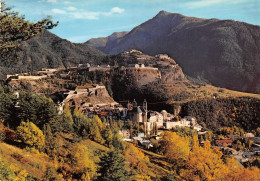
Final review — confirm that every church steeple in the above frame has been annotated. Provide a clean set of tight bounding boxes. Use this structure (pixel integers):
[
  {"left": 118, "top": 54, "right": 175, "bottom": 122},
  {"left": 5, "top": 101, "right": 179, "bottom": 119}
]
[
  {"left": 133, "top": 99, "right": 137, "bottom": 108},
  {"left": 143, "top": 99, "right": 147, "bottom": 112}
]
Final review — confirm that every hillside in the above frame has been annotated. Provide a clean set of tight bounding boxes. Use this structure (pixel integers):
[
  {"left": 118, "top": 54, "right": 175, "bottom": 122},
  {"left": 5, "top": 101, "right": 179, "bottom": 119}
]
[
  {"left": 86, "top": 11, "right": 260, "bottom": 94},
  {"left": 0, "top": 30, "right": 106, "bottom": 77},
  {"left": 86, "top": 31, "right": 129, "bottom": 52}
]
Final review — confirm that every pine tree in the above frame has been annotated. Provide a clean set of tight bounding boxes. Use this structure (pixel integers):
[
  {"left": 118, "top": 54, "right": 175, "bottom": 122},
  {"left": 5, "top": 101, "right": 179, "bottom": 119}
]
[
  {"left": 98, "top": 150, "right": 129, "bottom": 181},
  {"left": 62, "top": 103, "right": 74, "bottom": 132},
  {"left": 102, "top": 127, "right": 113, "bottom": 147}
]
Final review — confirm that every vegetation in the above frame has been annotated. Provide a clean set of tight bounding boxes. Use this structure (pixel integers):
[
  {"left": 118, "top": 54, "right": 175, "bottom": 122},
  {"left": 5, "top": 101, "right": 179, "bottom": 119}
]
[
  {"left": 16, "top": 121, "right": 45, "bottom": 151},
  {"left": 98, "top": 149, "right": 129, "bottom": 181},
  {"left": 0, "top": 2, "right": 57, "bottom": 61},
  {"left": 180, "top": 97, "right": 260, "bottom": 131}
]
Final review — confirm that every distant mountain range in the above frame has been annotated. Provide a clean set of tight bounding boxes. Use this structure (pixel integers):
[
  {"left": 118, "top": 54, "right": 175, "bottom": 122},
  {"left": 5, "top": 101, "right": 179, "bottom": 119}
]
[
  {"left": 86, "top": 11, "right": 260, "bottom": 94},
  {"left": 0, "top": 30, "right": 106, "bottom": 77}
]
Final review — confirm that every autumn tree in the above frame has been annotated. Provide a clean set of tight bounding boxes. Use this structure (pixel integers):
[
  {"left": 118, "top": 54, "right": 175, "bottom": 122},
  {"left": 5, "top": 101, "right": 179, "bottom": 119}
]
[
  {"left": 179, "top": 139, "right": 225, "bottom": 180},
  {"left": 124, "top": 143, "right": 150, "bottom": 180},
  {"left": 0, "top": 2, "right": 57, "bottom": 61},
  {"left": 98, "top": 149, "right": 129, "bottom": 181},
  {"left": 16, "top": 121, "right": 45, "bottom": 151},
  {"left": 160, "top": 132, "right": 190, "bottom": 166},
  {"left": 67, "top": 143, "right": 96, "bottom": 180}
]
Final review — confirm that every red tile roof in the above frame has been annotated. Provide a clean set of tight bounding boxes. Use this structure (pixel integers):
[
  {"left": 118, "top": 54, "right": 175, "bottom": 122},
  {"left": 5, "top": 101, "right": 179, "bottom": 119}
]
[{"left": 217, "top": 139, "right": 232, "bottom": 143}]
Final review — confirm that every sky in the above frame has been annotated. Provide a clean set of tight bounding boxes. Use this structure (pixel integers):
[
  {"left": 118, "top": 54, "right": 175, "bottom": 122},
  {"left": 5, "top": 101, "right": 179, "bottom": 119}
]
[{"left": 4, "top": 0, "right": 260, "bottom": 43}]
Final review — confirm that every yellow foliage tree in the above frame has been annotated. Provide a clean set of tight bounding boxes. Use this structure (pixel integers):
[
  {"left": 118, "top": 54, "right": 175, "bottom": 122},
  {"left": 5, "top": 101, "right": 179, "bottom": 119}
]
[
  {"left": 179, "top": 139, "right": 225, "bottom": 181},
  {"left": 161, "top": 131, "right": 190, "bottom": 165},
  {"left": 16, "top": 121, "right": 45, "bottom": 151},
  {"left": 124, "top": 143, "right": 150, "bottom": 179},
  {"left": 68, "top": 143, "right": 96, "bottom": 180}
]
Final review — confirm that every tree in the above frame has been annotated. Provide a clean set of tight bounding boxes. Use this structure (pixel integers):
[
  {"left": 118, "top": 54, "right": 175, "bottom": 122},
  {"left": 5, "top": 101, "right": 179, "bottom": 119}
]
[
  {"left": 16, "top": 121, "right": 45, "bottom": 150},
  {"left": 179, "top": 139, "right": 225, "bottom": 180},
  {"left": 73, "top": 107, "right": 88, "bottom": 135},
  {"left": 67, "top": 143, "right": 96, "bottom": 180},
  {"left": 43, "top": 123, "right": 54, "bottom": 155},
  {"left": 102, "top": 126, "right": 113, "bottom": 147},
  {"left": 0, "top": 2, "right": 57, "bottom": 61},
  {"left": 124, "top": 143, "right": 150, "bottom": 179},
  {"left": 98, "top": 149, "right": 129, "bottom": 181},
  {"left": 160, "top": 132, "right": 190, "bottom": 165},
  {"left": 16, "top": 92, "right": 59, "bottom": 129},
  {"left": 62, "top": 103, "right": 74, "bottom": 132}
]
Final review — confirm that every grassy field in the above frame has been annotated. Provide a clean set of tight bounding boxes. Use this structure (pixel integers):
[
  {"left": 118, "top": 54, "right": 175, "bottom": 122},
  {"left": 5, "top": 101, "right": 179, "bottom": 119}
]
[
  {"left": 164, "top": 81, "right": 260, "bottom": 104},
  {"left": 0, "top": 143, "right": 53, "bottom": 180}
]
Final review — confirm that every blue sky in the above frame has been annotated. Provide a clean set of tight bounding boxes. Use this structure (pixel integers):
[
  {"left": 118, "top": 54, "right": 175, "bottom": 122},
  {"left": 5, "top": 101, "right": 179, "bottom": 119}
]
[{"left": 5, "top": 0, "right": 260, "bottom": 43}]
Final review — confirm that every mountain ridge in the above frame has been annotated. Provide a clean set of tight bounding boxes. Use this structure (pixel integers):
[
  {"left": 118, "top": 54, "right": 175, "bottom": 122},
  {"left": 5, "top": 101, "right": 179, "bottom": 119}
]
[
  {"left": 85, "top": 11, "right": 260, "bottom": 94},
  {"left": 0, "top": 30, "right": 106, "bottom": 77}
]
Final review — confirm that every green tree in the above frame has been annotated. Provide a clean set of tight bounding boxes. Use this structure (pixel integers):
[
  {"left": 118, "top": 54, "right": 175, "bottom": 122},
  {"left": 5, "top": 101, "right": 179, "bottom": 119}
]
[
  {"left": 16, "top": 92, "right": 58, "bottom": 129},
  {"left": 102, "top": 126, "right": 113, "bottom": 147},
  {"left": 0, "top": 2, "right": 57, "bottom": 61},
  {"left": 62, "top": 103, "right": 74, "bottom": 132},
  {"left": 43, "top": 123, "right": 54, "bottom": 156},
  {"left": 98, "top": 149, "right": 129, "bottom": 181},
  {"left": 16, "top": 121, "right": 45, "bottom": 150},
  {"left": 73, "top": 107, "right": 88, "bottom": 135}
]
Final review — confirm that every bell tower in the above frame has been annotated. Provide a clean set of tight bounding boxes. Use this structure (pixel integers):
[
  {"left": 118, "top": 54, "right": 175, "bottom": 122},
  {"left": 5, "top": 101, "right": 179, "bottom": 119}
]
[{"left": 143, "top": 99, "right": 147, "bottom": 112}]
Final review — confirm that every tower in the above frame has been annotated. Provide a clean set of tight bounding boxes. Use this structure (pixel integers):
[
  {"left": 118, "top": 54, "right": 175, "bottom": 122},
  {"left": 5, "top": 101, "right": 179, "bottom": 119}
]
[
  {"left": 133, "top": 99, "right": 137, "bottom": 109},
  {"left": 143, "top": 99, "right": 147, "bottom": 112}
]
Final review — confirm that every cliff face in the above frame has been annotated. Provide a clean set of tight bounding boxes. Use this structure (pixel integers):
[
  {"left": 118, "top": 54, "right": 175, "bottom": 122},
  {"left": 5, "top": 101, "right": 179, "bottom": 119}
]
[
  {"left": 111, "top": 50, "right": 186, "bottom": 86},
  {"left": 64, "top": 84, "right": 117, "bottom": 108},
  {"left": 87, "top": 11, "right": 260, "bottom": 94}
]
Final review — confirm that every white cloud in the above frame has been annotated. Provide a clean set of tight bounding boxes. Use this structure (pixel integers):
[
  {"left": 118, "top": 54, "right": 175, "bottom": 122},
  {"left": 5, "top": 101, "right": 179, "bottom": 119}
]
[
  {"left": 51, "top": 8, "right": 66, "bottom": 14},
  {"left": 66, "top": 6, "right": 77, "bottom": 11},
  {"left": 111, "top": 7, "right": 125, "bottom": 14},
  {"left": 51, "top": 6, "right": 125, "bottom": 20},
  {"left": 185, "top": 0, "right": 250, "bottom": 9}
]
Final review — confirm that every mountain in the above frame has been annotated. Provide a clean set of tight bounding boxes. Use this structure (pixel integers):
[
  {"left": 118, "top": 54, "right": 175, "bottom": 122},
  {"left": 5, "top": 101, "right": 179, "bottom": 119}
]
[
  {"left": 86, "top": 11, "right": 260, "bottom": 94},
  {"left": 0, "top": 30, "right": 106, "bottom": 77},
  {"left": 85, "top": 31, "right": 128, "bottom": 52}
]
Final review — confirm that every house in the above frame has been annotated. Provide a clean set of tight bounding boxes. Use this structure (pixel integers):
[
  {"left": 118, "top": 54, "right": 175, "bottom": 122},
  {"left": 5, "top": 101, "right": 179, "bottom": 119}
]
[
  {"left": 119, "top": 129, "right": 130, "bottom": 138},
  {"left": 251, "top": 143, "right": 260, "bottom": 152},
  {"left": 155, "top": 54, "right": 169, "bottom": 59},
  {"left": 140, "top": 140, "right": 153, "bottom": 149},
  {"left": 242, "top": 152, "right": 254, "bottom": 158},
  {"left": 245, "top": 133, "right": 255, "bottom": 138},
  {"left": 133, "top": 133, "right": 145, "bottom": 141},
  {"left": 216, "top": 139, "right": 233, "bottom": 147}
]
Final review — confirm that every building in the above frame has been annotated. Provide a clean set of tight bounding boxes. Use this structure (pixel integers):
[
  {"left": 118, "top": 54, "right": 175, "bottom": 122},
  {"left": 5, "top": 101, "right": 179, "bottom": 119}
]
[
  {"left": 129, "top": 99, "right": 147, "bottom": 123},
  {"left": 216, "top": 139, "right": 233, "bottom": 147}
]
